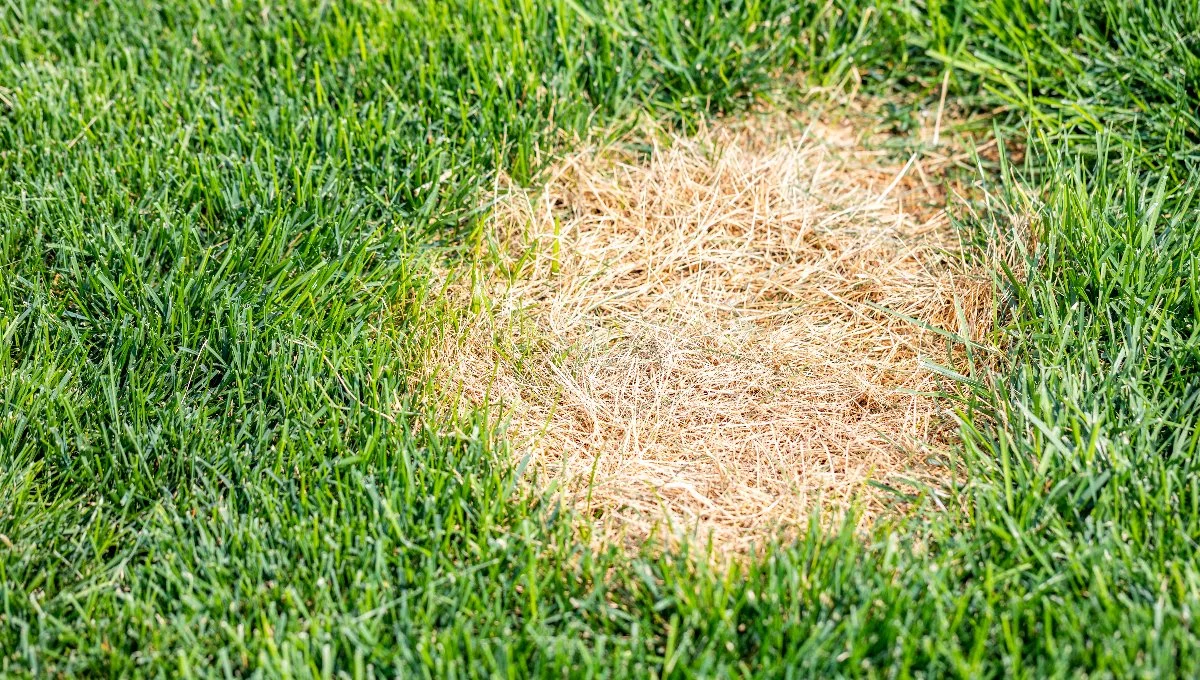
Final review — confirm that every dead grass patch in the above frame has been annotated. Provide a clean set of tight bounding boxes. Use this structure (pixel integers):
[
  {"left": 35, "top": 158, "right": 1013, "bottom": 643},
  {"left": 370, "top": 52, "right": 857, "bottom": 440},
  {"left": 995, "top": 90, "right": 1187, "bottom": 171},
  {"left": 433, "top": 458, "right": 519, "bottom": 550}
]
[{"left": 433, "top": 101, "right": 996, "bottom": 552}]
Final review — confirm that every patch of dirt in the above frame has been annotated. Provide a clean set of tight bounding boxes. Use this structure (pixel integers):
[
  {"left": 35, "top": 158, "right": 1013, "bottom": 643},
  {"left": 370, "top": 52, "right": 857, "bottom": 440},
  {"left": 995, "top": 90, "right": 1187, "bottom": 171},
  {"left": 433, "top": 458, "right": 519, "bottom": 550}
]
[{"left": 434, "top": 102, "right": 996, "bottom": 552}]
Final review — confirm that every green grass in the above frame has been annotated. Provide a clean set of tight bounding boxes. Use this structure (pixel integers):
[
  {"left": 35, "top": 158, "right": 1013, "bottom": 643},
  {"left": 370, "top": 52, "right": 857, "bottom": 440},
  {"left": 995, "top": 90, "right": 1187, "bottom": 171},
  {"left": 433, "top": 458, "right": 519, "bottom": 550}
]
[{"left": 2, "top": 0, "right": 1199, "bottom": 676}]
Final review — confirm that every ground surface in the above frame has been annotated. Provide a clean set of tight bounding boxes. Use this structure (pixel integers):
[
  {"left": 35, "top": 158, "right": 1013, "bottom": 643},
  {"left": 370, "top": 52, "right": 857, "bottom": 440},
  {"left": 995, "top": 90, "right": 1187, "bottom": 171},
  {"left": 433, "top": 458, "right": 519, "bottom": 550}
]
[
  {"left": 441, "top": 105, "right": 992, "bottom": 551},
  {"left": 2, "top": 1, "right": 1200, "bottom": 677}
]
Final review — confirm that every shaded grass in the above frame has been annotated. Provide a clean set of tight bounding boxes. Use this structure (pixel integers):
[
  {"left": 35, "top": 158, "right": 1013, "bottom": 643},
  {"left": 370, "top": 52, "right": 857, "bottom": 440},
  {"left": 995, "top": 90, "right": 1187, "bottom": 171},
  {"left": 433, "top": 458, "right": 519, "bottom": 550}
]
[{"left": 1, "top": 0, "right": 1198, "bottom": 676}]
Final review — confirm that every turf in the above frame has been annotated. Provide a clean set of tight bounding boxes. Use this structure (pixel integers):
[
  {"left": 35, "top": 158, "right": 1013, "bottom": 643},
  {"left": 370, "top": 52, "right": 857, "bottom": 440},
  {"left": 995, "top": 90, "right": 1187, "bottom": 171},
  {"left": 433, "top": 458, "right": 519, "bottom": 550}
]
[{"left": 1, "top": 0, "right": 1198, "bottom": 677}]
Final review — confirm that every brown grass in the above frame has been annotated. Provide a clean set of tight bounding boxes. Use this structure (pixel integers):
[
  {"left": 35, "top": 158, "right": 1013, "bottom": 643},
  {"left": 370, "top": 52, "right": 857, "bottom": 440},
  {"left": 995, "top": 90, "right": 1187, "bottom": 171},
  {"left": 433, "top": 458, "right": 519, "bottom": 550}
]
[{"left": 432, "top": 102, "right": 995, "bottom": 552}]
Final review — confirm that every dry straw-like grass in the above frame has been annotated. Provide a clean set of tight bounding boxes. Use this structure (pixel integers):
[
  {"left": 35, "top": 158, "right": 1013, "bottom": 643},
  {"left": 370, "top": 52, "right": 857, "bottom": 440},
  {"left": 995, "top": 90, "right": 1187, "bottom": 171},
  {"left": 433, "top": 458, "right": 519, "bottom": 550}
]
[{"left": 434, "top": 101, "right": 995, "bottom": 552}]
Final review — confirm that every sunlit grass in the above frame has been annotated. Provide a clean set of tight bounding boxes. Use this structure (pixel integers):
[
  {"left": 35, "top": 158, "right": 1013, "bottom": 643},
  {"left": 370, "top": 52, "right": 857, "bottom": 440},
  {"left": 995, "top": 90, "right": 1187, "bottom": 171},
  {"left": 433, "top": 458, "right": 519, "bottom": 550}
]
[{"left": 1, "top": 0, "right": 1198, "bottom": 676}]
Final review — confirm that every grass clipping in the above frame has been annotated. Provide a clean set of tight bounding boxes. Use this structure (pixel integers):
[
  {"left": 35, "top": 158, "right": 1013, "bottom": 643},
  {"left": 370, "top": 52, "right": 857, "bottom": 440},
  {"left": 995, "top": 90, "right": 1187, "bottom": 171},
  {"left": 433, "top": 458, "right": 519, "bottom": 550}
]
[{"left": 438, "top": 108, "right": 992, "bottom": 552}]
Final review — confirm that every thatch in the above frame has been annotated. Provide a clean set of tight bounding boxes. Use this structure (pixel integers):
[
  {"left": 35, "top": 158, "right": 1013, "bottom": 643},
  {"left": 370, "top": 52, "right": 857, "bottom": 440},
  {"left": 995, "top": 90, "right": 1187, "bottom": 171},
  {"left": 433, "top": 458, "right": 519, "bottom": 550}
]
[{"left": 434, "top": 102, "right": 995, "bottom": 552}]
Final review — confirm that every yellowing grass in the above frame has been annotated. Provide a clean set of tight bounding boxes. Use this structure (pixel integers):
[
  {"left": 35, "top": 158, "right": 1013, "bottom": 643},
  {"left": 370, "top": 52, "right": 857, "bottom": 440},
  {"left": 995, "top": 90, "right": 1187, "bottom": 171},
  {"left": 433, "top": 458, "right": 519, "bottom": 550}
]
[{"left": 439, "top": 104, "right": 994, "bottom": 551}]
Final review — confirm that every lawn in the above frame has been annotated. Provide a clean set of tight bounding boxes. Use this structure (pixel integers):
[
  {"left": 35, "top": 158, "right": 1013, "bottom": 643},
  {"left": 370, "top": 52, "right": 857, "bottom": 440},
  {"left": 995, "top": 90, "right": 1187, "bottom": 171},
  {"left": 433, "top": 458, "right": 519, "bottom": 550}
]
[{"left": 2, "top": 0, "right": 1199, "bottom": 677}]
